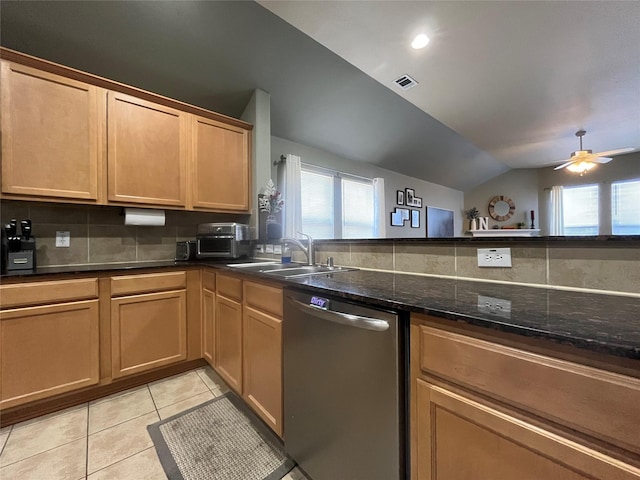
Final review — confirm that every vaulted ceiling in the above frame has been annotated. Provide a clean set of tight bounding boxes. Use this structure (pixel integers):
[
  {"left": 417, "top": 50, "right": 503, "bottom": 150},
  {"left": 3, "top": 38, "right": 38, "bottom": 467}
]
[{"left": 1, "top": 1, "right": 638, "bottom": 191}]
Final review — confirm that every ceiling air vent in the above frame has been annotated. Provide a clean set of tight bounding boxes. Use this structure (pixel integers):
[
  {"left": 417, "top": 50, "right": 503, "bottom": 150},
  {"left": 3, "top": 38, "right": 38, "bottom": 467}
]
[{"left": 394, "top": 74, "right": 418, "bottom": 90}]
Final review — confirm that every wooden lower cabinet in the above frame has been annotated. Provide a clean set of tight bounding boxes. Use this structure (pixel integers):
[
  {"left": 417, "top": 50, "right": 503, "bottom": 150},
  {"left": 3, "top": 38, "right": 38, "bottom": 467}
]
[
  {"left": 202, "top": 288, "right": 216, "bottom": 367},
  {"left": 215, "top": 294, "right": 243, "bottom": 392},
  {"left": 111, "top": 290, "right": 187, "bottom": 378},
  {"left": 415, "top": 379, "right": 639, "bottom": 480},
  {"left": 0, "top": 300, "right": 100, "bottom": 409},
  {"left": 201, "top": 270, "right": 216, "bottom": 367},
  {"left": 243, "top": 305, "right": 282, "bottom": 436},
  {"left": 411, "top": 315, "right": 640, "bottom": 480}
]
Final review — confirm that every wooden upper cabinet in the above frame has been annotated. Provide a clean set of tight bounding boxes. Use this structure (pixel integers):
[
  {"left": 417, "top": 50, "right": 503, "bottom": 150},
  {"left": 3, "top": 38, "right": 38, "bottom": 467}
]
[
  {"left": 191, "top": 116, "right": 250, "bottom": 212},
  {"left": 0, "top": 61, "right": 101, "bottom": 201},
  {"left": 107, "top": 91, "right": 188, "bottom": 207}
]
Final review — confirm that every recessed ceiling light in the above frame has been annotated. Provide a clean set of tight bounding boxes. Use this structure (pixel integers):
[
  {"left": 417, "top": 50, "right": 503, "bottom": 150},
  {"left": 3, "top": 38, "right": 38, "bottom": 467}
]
[{"left": 411, "top": 34, "right": 430, "bottom": 49}]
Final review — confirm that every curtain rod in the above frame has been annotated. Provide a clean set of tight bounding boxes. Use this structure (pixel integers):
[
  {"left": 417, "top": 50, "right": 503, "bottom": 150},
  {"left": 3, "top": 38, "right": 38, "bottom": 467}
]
[{"left": 273, "top": 154, "right": 286, "bottom": 166}]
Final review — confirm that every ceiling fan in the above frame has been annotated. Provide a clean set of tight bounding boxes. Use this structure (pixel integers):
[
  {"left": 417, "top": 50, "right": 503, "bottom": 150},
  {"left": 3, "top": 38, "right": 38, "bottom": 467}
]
[{"left": 554, "top": 130, "right": 635, "bottom": 174}]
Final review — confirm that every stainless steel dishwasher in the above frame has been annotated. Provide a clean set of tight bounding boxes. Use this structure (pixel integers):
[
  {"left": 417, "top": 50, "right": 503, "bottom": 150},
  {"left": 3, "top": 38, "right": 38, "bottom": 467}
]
[{"left": 283, "top": 288, "right": 407, "bottom": 480}]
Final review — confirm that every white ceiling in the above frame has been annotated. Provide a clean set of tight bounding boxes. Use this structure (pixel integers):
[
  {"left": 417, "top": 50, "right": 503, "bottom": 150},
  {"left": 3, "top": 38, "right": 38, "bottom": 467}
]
[{"left": 259, "top": 0, "right": 640, "bottom": 169}]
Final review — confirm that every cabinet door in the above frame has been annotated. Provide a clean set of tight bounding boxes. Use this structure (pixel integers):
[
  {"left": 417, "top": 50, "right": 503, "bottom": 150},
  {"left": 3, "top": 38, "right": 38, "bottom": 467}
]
[
  {"left": 107, "top": 91, "right": 187, "bottom": 207},
  {"left": 243, "top": 305, "right": 282, "bottom": 436},
  {"left": 215, "top": 294, "right": 242, "bottom": 393},
  {"left": 202, "top": 287, "right": 215, "bottom": 367},
  {"left": 0, "top": 61, "right": 100, "bottom": 201},
  {"left": 415, "top": 379, "right": 640, "bottom": 480},
  {"left": 192, "top": 116, "right": 250, "bottom": 212},
  {"left": 111, "top": 290, "right": 187, "bottom": 378},
  {"left": 0, "top": 300, "right": 100, "bottom": 409}
]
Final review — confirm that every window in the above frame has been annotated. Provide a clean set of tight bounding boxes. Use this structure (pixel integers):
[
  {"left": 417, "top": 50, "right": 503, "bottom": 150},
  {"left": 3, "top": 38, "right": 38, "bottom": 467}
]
[
  {"left": 612, "top": 179, "right": 640, "bottom": 234},
  {"left": 300, "top": 165, "right": 374, "bottom": 239},
  {"left": 300, "top": 169, "right": 334, "bottom": 239},
  {"left": 342, "top": 179, "right": 374, "bottom": 238},
  {"left": 562, "top": 184, "right": 599, "bottom": 236}
]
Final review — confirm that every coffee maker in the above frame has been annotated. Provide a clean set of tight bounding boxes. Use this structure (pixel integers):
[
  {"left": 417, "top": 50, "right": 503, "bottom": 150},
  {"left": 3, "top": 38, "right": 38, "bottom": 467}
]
[{"left": 3, "top": 219, "right": 36, "bottom": 272}]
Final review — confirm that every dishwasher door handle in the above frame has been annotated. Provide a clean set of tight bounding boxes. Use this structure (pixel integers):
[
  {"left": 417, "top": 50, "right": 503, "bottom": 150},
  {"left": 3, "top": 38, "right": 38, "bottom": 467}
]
[{"left": 288, "top": 297, "right": 390, "bottom": 331}]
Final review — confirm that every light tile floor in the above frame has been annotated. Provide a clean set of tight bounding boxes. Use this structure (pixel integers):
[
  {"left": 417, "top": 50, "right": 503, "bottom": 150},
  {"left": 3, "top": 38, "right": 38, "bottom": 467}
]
[{"left": 0, "top": 366, "right": 309, "bottom": 480}]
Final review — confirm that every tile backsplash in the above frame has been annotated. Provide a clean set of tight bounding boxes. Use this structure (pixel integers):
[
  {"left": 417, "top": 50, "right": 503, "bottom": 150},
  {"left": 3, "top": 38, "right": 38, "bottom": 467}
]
[
  {"left": 312, "top": 240, "right": 640, "bottom": 295},
  {"left": 3, "top": 200, "right": 637, "bottom": 296},
  {"left": 1, "top": 201, "right": 249, "bottom": 267}
]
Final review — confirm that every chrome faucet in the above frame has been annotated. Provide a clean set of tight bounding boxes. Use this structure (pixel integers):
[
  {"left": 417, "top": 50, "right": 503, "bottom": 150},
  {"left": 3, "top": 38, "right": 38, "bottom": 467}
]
[{"left": 283, "top": 233, "right": 315, "bottom": 265}]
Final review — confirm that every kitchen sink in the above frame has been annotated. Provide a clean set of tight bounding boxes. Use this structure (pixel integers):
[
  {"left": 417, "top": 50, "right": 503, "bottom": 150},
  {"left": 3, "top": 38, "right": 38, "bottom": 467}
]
[
  {"left": 227, "top": 262, "right": 358, "bottom": 278},
  {"left": 262, "top": 265, "right": 358, "bottom": 278}
]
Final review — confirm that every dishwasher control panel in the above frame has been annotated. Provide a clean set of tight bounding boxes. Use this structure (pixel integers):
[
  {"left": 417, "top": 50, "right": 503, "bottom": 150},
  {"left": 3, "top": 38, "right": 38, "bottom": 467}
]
[{"left": 310, "top": 296, "right": 330, "bottom": 309}]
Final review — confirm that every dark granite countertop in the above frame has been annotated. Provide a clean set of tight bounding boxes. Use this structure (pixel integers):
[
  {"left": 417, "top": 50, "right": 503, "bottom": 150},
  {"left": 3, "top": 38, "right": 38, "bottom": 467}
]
[
  {"left": 2, "top": 260, "right": 639, "bottom": 360},
  {"left": 282, "top": 269, "right": 640, "bottom": 360}
]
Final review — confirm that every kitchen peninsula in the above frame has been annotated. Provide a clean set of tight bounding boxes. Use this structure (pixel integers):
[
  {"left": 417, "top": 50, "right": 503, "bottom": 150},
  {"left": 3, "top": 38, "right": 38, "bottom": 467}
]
[{"left": 1, "top": 234, "right": 639, "bottom": 479}]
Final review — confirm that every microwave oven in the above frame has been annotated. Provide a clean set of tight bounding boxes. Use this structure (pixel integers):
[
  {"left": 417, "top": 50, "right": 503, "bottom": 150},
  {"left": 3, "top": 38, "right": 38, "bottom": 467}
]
[{"left": 196, "top": 223, "right": 251, "bottom": 259}]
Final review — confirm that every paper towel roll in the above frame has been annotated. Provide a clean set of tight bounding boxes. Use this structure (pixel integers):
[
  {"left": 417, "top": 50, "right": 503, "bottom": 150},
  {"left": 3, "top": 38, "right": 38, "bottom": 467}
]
[{"left": 124, "top": 208, "right": 165, "bottom": 226}]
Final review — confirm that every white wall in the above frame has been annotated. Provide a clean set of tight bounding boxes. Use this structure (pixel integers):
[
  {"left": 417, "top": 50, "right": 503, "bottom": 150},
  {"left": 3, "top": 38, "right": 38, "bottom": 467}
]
[
  {"left": 271, "top": 136, "right": 464, "bottom": 238},
  {"left": 464, "top": 169, "right": 539, "bottom": 232},
  {"left": 241, "top": 89, "right": 271, "bottom": 239}
]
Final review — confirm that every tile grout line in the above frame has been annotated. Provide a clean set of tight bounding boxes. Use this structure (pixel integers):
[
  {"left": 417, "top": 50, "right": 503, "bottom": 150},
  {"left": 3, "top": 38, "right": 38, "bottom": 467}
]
[
  {"left": 0, "top": 425, "right": 13, "bottom": 459},
  {"left": 147, "top": 383, "right": 160, "bottom": 418}
]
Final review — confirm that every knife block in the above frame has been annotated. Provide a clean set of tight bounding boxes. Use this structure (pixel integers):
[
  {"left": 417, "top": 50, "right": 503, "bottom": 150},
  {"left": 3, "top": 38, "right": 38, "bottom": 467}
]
[{"left": 7, "top": 238, "right": 36, "bottom": 271}]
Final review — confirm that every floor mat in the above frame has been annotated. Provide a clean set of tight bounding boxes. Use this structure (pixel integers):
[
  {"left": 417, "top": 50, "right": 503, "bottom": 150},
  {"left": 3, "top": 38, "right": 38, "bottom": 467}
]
[{"left": 147, "top": 392, "right": 295, "bottom": 480}]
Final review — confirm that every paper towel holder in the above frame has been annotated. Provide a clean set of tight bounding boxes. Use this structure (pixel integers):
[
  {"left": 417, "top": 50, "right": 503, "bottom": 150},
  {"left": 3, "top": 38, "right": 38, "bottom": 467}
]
[{"left": 122, "top": 207, "right": 166, "bottom": 226}]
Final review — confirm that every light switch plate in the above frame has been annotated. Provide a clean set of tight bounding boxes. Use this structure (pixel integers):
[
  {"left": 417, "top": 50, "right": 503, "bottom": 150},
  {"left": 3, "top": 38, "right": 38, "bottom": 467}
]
[{"left": 55, "top": 231, "right": 70, "bottom": 247}]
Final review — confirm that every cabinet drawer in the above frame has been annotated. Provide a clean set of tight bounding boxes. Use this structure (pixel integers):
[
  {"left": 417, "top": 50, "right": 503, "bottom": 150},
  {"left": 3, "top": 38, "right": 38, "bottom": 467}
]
[
  {"left": 202, "top": 269, "right": 216, "bottom": 291},
  {"left": 244, "top": 281, "right": 282, "bottom": 317},
  {"left": 216, "top": 274, "right": 242, "bottom": 301},
  {"left": 0, "top": 278, "right": 98, "bottom": 309},
  {"left": 418, "top": 324, "right": 640, "bottom": 455},
  {"left": 111, "top": 271, "right": 186, "bottom": 297}
]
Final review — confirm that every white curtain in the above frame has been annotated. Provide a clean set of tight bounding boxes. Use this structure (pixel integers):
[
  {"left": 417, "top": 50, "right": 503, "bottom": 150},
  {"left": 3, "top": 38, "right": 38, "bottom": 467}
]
[
  {"left": 277, "top": 154, "right": 303, "bottom": 238},
  {"left": 372, "top": 177, "right": 385, "bottom": 238},
  {"left": 548, "top": 185, "right": 564, "bottom": 235}
]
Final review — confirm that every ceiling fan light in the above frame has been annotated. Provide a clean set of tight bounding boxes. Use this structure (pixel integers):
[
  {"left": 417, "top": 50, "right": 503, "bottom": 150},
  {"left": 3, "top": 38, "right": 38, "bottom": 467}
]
[{"left": 566, "top": 161, "right": 596, "bottom": 174}]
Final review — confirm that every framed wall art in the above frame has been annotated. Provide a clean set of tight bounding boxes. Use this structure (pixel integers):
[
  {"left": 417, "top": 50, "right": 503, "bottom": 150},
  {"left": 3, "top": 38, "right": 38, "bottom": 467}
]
[
  {"left": 405, "top": 188, "right": 415, "bottom": 206},
  {"left": 390, "top": 208, "right": 410, "bottom": 226},
  {"left": 396, "top": 190, "right": 404, "bottom": 205},
  {"left": 426, "top": 206, "right": 454, "bottom": 237},
  {"left": 411, "top": 210, "right": 420, "bottom": 228}
]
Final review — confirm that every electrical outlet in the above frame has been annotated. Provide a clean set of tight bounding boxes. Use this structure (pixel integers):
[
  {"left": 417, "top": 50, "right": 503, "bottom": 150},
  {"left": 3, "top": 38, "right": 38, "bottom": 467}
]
[
  {"left": 477, "top": 248, "right": 512, "bottom": 267},
  {"left": 265, "top": 244, "right": 274, "bottom": 254},
  {"left": 478, "top": 295, "right": 512, "bottom": 319},
  {"left": 55, "top": 231, "right": 70, "bottom": 247},
  {"left": 273, "top": 244, "right": 282, "bottom": 255}
]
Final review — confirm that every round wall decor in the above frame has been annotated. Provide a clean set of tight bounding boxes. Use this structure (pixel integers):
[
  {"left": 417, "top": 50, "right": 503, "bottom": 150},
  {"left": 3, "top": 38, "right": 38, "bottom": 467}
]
[{"left": 488, "top": 195, "right": 516, "bottom": 221}]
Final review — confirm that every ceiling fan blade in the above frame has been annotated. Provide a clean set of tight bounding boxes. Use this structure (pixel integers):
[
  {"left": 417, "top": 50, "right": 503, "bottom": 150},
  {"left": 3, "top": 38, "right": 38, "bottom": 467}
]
[
  {"left": 553, "top": 160, "right": 575, "bottom": 170},
  {"left": 593, "top": 147, "right": 637, "bottom": 157},
  {"left": 592, "top": 156, "right": 613, "bottom": 164}
]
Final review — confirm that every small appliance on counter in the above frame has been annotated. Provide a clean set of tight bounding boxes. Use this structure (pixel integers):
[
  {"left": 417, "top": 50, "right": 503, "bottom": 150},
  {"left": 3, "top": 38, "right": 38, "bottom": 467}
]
[
  {"left": 4, "top": 219, "right": 36, "bottom": 272},
  {"left": 196, "top": 223, "right": 251, "bottom": 259},
  {"left": 175, "top": 240, "right": 197, "bottom": 261}
]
